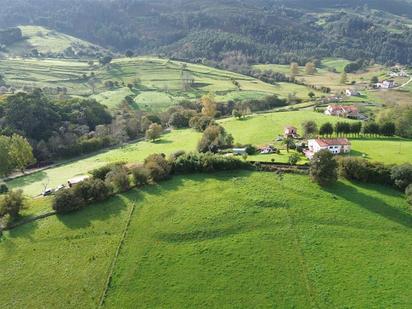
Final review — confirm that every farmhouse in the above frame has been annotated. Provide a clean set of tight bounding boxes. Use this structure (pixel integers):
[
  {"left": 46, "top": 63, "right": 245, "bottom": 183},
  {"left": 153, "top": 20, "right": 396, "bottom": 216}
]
[
  {"left": 376, "top": 80, "right": 396, "bottom": 89},
  {"left": 305, "top": 138, "right": 351, "bottom": 159},
  {"left": 324, "top": 104, "right": 360, "bottom": 119},
  {"left": 284, "top": 126, "right": 298, "bottom": 138}
]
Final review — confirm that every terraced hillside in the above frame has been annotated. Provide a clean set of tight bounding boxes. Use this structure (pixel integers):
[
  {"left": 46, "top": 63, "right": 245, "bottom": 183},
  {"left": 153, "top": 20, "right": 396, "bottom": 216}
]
[{"left": 0, "top": 56, "right": 318, "bottom": 111}]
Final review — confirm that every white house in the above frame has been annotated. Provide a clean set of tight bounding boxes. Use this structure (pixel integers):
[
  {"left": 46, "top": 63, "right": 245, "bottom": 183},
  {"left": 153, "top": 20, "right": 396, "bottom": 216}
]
[
  {"left": 324, "top": 104, "right": 360, "bottom": 119},
  {"left": 376, "top": 80, "right": 396, "bottom": 89},
  {"left": 305, "top": 138, "right": 351, "bottom": 159}
]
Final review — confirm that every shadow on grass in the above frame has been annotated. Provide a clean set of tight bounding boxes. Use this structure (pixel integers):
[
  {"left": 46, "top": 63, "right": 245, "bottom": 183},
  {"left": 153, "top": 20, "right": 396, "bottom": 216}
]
[
  {"left": 56, "top": 194, "right": 131, "bottom": 229},
  {"left": 325, "top": 181, "right": 412, "bottom": 229},
  {"left": 6, "top": 171, "right": 48, "bottom": 188},
  {"left": 152, "top": 139, "right": 173, "bottom": 144}
]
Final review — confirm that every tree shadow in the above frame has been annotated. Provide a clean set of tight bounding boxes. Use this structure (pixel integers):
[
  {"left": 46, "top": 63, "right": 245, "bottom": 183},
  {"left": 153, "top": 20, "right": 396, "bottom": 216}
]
[
  {"left": 152, "top": 139, "right": 172, "bottom": 144},
  {"left": 324, "top": 181, "right": 412, "bottom": 229},
  {"left": 56, "top": 194, "right": 130, "bottom": 229}
]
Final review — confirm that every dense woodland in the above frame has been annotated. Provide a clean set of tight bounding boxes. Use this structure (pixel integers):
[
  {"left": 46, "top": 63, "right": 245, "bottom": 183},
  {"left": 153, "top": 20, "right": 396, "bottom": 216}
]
[{"left": 1, "top": 0, "right": 412, "bottom": 65}]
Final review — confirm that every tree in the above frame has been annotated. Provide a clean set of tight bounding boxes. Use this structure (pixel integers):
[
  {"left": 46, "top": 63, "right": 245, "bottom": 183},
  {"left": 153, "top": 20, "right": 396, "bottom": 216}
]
[
  {"left": 201, "top": 93, "right": 217, "bottom": 117},
  {"left": 0, "top": 189, "right": 24, "bottom": 219},
  {"left": 391, "top": 164, "right": 412, "bottom": 191},
  {"left": 340, "top": 72, "right": 348, "bottom": 84},
  {"left": 290, "top": 62, "right": 299, "bottom": 76},
  {"left": 131, "top": 166, "right": 151, "bottom": 186},
  {"left": 319, "top": 122, "right": 334, "bottom": 137},
  {"left": 349, "top": 122, "right": 362, "bottom": 137},
  {"left": 0, "top": 135, "right": 13, "bottom": 176},
  {"left": 145, "top": 123, "right": 163, "bottom": 142},
  {"left": 53, "top": 189, "right": 85, "bottom": 213},
  {"left": 310, "top": 149, "right": 338, "bottom": 186},
  {"left": 308, "top": 91, "right": 316, "bottom": 100},
  {"left": 8, "top": 134, "right": 35, "bottom": 173},
  {"left": 371, "top": 76, "right": 379, "bottom": 84},
  {"left": 379, "top": 122, "right": 396, "bottom": 137},
  {"left": 125, "top": 50, "right": 134, "bottom": 57},
  {"left": 305, "top": 62, "right": 316, "bottom": 75},
  {"left": 363, "top": 122, "right": 380, "bottom": 137},
  {"left": 406, "top": 184, "right": 412, "bottom": 205},
  {"left": 144, "top": 153, "right": 171, "bottom": 182},
  {"left": 288, "top": 153, "right": 300, "bottom": 165},
  {"left": 198, "top": 125, "right": 233, "bottom": 153},
  {"left": 232, "top": 109, "right": 242, "bottom": 119},
  {"left": 99, "top": 55, "right": 113, "bottom": 66},
  {"left": 283, "top": 137, "right": 295, "bottom": 153},
  {"left": 335, "top": 122, "right": 351, "bottom": 137},
  {"left": 168, "top": 112, "right": 190, "bottom": 128},
  {"left": 302, "top": 120, "right": 318, "bottom": 138},
  {"left": 105, "top": 167, "right": 130, "bottom": 193}
]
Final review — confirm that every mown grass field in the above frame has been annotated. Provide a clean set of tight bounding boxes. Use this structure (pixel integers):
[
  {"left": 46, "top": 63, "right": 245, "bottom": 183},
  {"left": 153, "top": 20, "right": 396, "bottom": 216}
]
[
  {"left": 0, "top": 56, "right": 318, "bottom": 111},
  {"left": 3, "top": 26, "right": 103, "bottom": 56},
  {"left": 7, "top": 111, "right": 412, "bottom": 196},
  {"left": 1, "top": 171, "right": 411, "bottom": 308}
]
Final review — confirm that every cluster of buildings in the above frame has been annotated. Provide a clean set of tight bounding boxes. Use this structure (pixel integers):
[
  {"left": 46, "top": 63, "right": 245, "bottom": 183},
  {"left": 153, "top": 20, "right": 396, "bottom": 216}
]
[{"left": 324, "top": 104, "right": 367, "bottom": 120}]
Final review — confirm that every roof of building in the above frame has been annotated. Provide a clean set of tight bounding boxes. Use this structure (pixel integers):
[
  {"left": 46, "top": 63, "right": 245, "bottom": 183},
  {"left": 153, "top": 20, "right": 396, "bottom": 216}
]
[
  {"left": 285, "top": 126, "right": 297, "bottom": 130},
  {"left": 327, "top": 104, "right": 358, "bottom": 113},
  {"left": 313, "top": 138, "right": 351, "bottom": 147}
]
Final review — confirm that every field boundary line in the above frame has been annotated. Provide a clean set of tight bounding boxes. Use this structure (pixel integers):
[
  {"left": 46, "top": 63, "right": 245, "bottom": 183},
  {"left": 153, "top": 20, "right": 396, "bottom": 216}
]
[
  {"left": 98, "top": 200, "right": 137, "bottom": 308},
  {"left": 285, "top": 205, "right": 320, "bottom": 309}
]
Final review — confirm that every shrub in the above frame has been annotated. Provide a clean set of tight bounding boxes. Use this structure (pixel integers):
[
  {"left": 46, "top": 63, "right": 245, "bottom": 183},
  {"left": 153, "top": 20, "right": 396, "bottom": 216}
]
[
  {"left": 189, "top": 116, "right": 215, "bottom": 132},
  {"left": 53, "top": 189, "right": 85, "bottom": 213},
  {"left": 0, "top": 189, "right": 24, "bottom": 218},
  {"left": 90, "top": 162, "right": 125, "bottom": 180},
  {"left": 310, "top": 150, "right": 338, "bottom": 186},
  {"left": 145, "top": 123, "right": 163, "bottom": 141},
  {"left": 391, "top": 164, "right": 412, "bottom": 191},
  {"left": 169, "top": 150, "right": 186, "bottom": 161},
  {"left": 245, "top": 145, "right": 257, "bottom": 155},
  {"left": 288, "top": 153, "right": 300, "bottom": 165},
  {"left": 172, "top": 152, "right": 250, "bottom": 174},
  {"left": 338, "top": 157, "right": 392, "bottom": 185},
  {"left": 105, "top": 167, "right": 130, "bottom": 193},
  {"left": 406, "top": 184, "right": 412, "bottom": 205},
  {"left": 144, "top": 153, "right": 171, "bottom": 182},
  {"left": 198, "top": 125, "right": 233, "bottom": 153},
  {"left": 73, "top": 178, "right": 112, "bottom": 202},
  {"left": 0, "top": 182, "right": 8, "bottom": 194},
  {"left": 131, "top": 166, "right": 151, "bottom": 186}
]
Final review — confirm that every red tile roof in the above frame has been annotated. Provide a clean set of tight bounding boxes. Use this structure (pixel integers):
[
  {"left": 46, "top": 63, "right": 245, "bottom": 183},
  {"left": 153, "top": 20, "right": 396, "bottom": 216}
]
[{"left": 315, "top": 138, "right": 351, "bottom": 147}]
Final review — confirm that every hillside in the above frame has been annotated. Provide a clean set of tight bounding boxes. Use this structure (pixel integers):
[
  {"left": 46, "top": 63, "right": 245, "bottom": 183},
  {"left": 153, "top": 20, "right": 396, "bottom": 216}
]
[
  {"left": 0, "top": 26, "right": 105, "bottom": 58},
  {"left": 0, "top": 1, "right": 412, "bottom": 65},
  {"left": 1, "top": 172, "right": 411, "bottom": 308},
  {"left": 0, "top": 56, "right": 317, "bottom": 111}
]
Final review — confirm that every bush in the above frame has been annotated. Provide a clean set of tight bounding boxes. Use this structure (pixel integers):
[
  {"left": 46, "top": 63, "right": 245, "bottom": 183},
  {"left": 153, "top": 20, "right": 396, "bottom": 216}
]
[
  {"left": 105, "top": 167, "right": 130, "bottom": 193},
  {"left": 288, "top": 153, "right": 300, "bottom": 165},
  {"left": 338, "top": 157, "right": 392, "bottom": 185},
  {"left": 169, "top": 150, "right": 186, "bottom": 161},
  {"left": 245, "top": 145, "right": 257, "bottom": 155},
  {"left": 144, "top": 153, "right": 171, "bottom": 182},
  {"left": 0, "top": 189, "right": 24, "bottom": 218},
  {"left": 73, "top": 178, "right": 112, "bottom": 202},
  {"left": 53, "top": 189, "right": 85, "bottom": 213},
  {"left": 0, "top": 182, "right": 8, "bottom": 194},
  {"left": 172, "top": 152, "right": 250, "bottom": 174},
  {"left": 90, "top": 162, "right": 125, "bottom": 180},
  {"left": 310, "top": 150, "right": 338, "bottom": 186},
  {"left": 198, "top": 125, "right": 233, "bottom": 153},
  {"left": 406, "top": 184, "right": 412, "bottom": 205},
  {"left": 391, "top": 164, "right": 412, "bottom": 191},
  {"left": 131, "top": 166, "right": 151, "bottom": 186},
  {"left": 189, "top": 116, "right": 215, "bottom": 132}
]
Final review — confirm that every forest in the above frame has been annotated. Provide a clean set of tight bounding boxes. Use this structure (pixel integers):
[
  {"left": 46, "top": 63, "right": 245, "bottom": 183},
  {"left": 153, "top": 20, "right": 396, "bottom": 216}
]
[{"left": 1, "top": 0, "right": 412, "bottom": 65}]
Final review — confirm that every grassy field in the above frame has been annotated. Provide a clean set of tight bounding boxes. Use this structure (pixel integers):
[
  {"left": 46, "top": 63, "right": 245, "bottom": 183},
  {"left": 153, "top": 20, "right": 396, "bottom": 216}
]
[
  {"left": 0, "top": 56, "right": 318, "bottom": 111},
  {"left": 7, "top": 111, "right": 412, "bottom": 196},
  {"left": 4, "top": 26, "right": 103, "bottom": 56},
  {"left": 2, "top": 171, "right": 411, "bottom": 308}
]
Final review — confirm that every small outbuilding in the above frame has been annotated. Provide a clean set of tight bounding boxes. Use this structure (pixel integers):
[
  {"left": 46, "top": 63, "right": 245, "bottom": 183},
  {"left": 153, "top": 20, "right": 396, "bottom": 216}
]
[
  {"left": 67, "top": 175, "right": 90, "bottom": 188},
  {"left": 284, "top": 126, "right": 298, "bottom": 138}
]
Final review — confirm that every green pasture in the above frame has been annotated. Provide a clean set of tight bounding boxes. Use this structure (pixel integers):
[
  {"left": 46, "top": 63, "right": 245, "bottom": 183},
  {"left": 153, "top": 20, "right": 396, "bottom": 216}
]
[
  {"left": 2, "top": 171, "right": 410, "bottom": 308},
  {"left": 7, "top": 111, "right": 412, "bottom": 196},
  {"left": 0, "top": 56, "right": 318, "bottom": 111}
]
